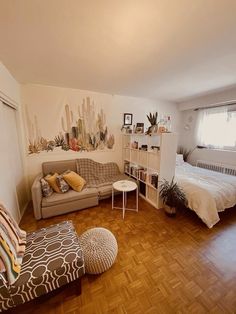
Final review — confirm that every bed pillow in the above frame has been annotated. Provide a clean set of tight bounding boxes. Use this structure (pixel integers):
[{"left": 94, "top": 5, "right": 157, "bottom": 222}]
[
  {"left": 44, "top": 173, "right": 61, "bottom": 193},
  {"left": 0, "top": 203, "right": 26, "bottom": 285},
  {"left": 176, "top": 154, "right": 185, "bottom": 166},
  {"left": 63, "top": 171, "right": 86, "bottom": 192},
  {"left": 40, "top": 178, "right": 53, "bottom": 197}
]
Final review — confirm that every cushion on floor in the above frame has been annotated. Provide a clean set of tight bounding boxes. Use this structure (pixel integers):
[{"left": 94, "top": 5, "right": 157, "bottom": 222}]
[{"left": 80, "top": 227, "right": 118, "bottom": 275}]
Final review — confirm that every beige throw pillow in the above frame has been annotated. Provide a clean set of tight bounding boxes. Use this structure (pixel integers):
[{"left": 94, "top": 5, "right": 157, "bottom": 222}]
[
  {"left": 63, "top": 171, "right": 86, "bottom": 192},
  {"left": 44, "top": 173, "right": 61, "bottom": 193}
]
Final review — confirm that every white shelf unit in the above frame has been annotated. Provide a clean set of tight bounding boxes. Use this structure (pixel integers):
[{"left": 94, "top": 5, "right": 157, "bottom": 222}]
[{"left": 122, "top": 132, "right": 177, "bottom": 209}]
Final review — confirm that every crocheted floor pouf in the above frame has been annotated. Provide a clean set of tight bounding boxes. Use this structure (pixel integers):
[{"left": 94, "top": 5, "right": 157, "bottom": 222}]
[{"left": 79, "top": 227, "right": 118, "bottom": 274}]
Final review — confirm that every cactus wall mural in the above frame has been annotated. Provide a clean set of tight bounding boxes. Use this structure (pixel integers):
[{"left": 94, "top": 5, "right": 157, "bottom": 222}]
[{"left": 26, "top": 97, "right": 115, "bottom": 154}]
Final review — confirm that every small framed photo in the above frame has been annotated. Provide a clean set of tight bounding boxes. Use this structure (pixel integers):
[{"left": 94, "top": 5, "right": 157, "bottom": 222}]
[
  {"left": 135, "top": 122, "right": 144, "bottom": 134},
  {"left": 124, "top": 113, "right": 133, "bottom": 126}
]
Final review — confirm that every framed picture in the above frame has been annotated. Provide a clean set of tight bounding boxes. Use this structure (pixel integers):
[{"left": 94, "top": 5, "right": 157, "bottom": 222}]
[
  {"left": 123, "top": 113, "right": 133, "bottom": 126},
  {"left": 135, "top": 122, "right": 144, "bottom": 134}
]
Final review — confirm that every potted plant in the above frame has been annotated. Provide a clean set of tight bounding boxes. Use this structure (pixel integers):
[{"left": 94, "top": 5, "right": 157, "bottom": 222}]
[
  {"left": 159, "top": 178, "right": 187, "bottom": 216},
  {"left": 146, "top": 112, "right": 159, "bottom": 134}
]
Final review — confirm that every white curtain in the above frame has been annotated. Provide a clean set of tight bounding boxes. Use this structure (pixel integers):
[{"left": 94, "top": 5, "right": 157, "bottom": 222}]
[{"left": 196, "top": 106, "right": 236, "bottom": 149}]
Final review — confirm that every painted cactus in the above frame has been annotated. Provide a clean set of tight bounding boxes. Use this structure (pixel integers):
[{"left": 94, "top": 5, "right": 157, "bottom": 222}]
[
  {"left": 61, "top": 104, "right": 74, "bottom": 144},
  {"left": 27, "top": 98, "right": 115, "bottom": 154},
  {"left": 61, "top": 104, "right": 74, "bottom": 132}
]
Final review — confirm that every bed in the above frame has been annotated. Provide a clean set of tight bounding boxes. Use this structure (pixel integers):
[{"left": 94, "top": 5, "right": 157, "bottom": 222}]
[{"left": 175, "top": 156, "right": 236, "bottom": 228}]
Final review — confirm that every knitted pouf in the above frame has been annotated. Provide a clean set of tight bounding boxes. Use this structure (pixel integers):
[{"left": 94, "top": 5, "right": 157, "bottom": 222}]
[{"left": 79, "top": 227, "right": 118, "bottom": 274}]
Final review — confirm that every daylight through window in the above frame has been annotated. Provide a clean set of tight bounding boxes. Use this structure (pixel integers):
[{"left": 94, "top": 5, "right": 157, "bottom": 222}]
[{"left": 197, "top": 106, "right": 236, "bottom": 150}]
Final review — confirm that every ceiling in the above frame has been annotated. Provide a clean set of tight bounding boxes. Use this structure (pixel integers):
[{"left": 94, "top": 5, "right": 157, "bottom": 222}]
[{"left": 1, "top": 0, "right": 236, "bottom": 102}]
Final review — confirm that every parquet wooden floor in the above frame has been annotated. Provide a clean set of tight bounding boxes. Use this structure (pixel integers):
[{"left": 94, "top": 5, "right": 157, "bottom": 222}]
[{"left": 8, "top": 194, "right": 236, "bottom": 314}]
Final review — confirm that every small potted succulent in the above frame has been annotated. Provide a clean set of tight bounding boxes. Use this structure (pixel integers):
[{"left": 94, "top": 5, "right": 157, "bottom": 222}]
[{"left": 159, "top": 178, "right": 187, "bottom": 216}]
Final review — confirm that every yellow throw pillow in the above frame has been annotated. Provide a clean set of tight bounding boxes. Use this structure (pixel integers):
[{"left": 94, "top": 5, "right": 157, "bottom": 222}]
[
  {"left": 63, "top": 171, "right": 86, "bottom": 192},
  {"left": 44, "top": 173, "right": 61, "bottom": 193}
]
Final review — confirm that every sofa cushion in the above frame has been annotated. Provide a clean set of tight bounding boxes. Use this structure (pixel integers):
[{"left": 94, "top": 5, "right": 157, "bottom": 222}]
[
  {"left": 96, "top": 174, "right": 131, "bottom": 188},
  {"left": 97, "top": 174, "right": 135, "bottom": 198},
  {"left": 98, "top": 185, "right": 113, "bottom": 198},
  {"left": 42, "top": 188, "right": 98, "bottom": 207},
  {"left": 9, "top": 221, "right": 85, "bottom": 306}
]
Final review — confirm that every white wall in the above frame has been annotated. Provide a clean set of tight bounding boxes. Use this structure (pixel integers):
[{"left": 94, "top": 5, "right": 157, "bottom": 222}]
[
  {"left": 0, "top": 62, "right": 21, "bottom": 106},
  {"left": 178, "top": 85, "right": 236, "bottom": 111},
  {"left": 21, "top": 84, "right": 180, "bottom": 185},
  {"left": 0, "top": 62, "right": 29, "bottom": 221}
]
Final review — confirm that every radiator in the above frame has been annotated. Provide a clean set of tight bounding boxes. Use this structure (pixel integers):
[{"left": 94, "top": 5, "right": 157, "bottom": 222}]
[{"left": 196, "top": 160, "right": 236, "bottom": 176}]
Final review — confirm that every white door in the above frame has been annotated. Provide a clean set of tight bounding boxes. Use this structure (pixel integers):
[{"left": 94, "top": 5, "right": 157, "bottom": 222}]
[{"left": 0, "top": 100, "right": 22, "bottom": 222}]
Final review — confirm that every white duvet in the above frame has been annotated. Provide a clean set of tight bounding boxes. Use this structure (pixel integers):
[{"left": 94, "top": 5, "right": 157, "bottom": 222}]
[{"left": 175, "top": 163, "right": 236, "bottom": 228}]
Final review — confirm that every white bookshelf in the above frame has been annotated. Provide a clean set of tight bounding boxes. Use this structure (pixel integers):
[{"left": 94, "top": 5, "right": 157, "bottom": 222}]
[{"left": 122, "top": 132, "right": 177, "bottom": 208}]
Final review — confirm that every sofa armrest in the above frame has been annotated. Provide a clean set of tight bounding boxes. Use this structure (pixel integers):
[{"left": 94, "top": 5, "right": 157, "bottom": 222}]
[{"left": 31, "top": 173, "right": 43, "bottom": 220}]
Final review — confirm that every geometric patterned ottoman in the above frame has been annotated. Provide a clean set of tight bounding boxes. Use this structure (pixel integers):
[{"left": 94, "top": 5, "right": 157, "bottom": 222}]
[
  {"left": 0, "top": 221, "right": 85, "bottom": 311},
  {"left": 79, "top": 227, "right": 118, "bottom": 275}
]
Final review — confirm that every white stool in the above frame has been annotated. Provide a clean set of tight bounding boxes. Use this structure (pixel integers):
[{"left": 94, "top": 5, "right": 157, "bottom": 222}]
[{"left": 112, "top": 180, "right": 138, "bottom": 219}]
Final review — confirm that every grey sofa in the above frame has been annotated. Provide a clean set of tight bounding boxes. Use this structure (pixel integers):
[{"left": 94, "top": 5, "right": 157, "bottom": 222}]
[{"left": 31, "top": 158, "right": 130, "bottom": 220}]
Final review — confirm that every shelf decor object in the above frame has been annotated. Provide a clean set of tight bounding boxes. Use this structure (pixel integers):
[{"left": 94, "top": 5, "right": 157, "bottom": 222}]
[
  {"left": 122, "top": 132, "right": 177, "bottom": 208},
  {"left": 146, "top": 112, "right": 159, "bottom": 134},
  {"left": 123, "top": 113, "right": 133, "bottom": 126},
  {"left": 135, "top": 122, "right": 144, "bottom": 134}
]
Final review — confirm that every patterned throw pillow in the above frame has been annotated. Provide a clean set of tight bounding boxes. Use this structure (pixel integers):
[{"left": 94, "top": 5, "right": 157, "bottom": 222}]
[
  {"left": 0, "top": 203, "right": 26, "bottom": 285},
  {"left": 56, "top": 175, "right": 70, "bottom": 193},
  {"left": 40, "top": 178, "right": 53, "bottom": 197}
]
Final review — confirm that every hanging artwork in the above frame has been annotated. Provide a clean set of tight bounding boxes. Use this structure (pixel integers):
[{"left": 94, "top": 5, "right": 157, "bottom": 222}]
[{"left": 26, "top": 97, "right": 115, "bottom": 154}]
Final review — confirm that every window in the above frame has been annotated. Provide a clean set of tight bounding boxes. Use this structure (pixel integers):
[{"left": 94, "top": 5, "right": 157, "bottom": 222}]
[{"left": 197, "top": 106, "right": 236, "bottom": 150}]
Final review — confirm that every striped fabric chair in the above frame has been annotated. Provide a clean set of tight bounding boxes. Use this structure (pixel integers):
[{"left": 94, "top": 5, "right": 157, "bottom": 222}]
[{"left": 0, "top": 220, "right": 85, "bottom": 312}]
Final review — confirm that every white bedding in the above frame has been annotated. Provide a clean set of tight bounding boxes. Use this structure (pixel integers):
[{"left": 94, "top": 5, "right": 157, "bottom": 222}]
[{"left": 175, "top": 163, "right": 236, "bottom": 228}]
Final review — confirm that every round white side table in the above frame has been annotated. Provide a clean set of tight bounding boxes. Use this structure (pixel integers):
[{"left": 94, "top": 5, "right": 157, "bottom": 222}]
[{"left": 112, "top": 180, "right": 138, "bottom": 219}]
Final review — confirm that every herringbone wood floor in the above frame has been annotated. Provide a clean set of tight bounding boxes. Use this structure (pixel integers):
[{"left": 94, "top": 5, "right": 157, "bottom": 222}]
[{"left": 9, "top": 194, "right": 236, "bottom": 314}]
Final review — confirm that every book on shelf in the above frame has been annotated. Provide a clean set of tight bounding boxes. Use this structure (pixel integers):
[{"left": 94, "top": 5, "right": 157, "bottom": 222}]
[
  {"left": 125, "top": 164, "right": 147, "bottom": 179},
  {"left": 139, "top": 169, "right": 147, "bottom": 182},
  {"left": 129, "top": 165, "right": 142, "bottom": 178},
  {"left": 124, "top": 162, "right": 130, "bottom": 174},
  {"left": 148, "top": 173, "right": 158, "bottom": 188}
]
